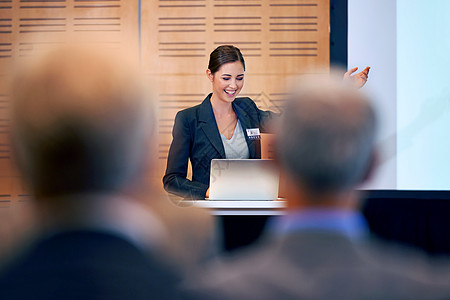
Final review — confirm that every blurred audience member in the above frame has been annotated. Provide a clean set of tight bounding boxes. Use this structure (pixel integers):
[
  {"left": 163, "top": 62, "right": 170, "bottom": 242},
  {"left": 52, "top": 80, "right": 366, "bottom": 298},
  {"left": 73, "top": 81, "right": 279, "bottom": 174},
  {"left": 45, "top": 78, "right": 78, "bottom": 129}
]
[
  {"left": 0, "top": 45, "right": 197, "bottom": 299},
  {"left": 185, "top": 75, "right": 450, "bottom": 299}
]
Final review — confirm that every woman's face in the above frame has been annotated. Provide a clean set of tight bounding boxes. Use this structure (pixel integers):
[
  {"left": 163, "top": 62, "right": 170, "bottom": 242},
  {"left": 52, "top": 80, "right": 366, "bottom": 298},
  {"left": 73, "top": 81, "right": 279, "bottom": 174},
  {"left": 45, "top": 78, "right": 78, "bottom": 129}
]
[{"left": 207, "top": 61, "right": 244, "bottom": 104}]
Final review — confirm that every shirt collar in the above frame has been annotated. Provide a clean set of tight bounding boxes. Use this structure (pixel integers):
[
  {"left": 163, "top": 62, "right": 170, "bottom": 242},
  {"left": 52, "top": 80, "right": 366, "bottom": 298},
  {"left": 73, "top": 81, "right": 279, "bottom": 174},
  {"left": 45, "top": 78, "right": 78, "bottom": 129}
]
[{"left": 269, "top": 208, "right": 369, "bottom": 240}]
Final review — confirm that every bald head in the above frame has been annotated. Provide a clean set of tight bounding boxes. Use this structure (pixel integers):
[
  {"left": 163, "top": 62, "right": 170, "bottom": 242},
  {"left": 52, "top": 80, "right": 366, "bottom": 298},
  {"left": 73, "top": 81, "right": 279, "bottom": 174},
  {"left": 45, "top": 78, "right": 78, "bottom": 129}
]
[
  {"left": 276, "top": 78, "right": 377, "bottom": 196},
  {"left": 11, "top": 46, "right": 154, "bottom": 198}
]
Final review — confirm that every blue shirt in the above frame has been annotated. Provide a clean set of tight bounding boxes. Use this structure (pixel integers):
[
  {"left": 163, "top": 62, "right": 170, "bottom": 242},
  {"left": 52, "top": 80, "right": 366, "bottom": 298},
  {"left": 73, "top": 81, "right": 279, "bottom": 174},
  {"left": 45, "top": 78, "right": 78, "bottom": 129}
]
[{"left": 269, "top": 208, "right": 369, "bottom": 240}]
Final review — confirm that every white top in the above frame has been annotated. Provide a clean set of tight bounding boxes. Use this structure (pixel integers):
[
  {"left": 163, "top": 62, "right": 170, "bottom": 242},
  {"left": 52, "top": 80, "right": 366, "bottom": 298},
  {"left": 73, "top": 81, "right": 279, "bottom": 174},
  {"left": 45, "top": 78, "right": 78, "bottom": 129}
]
[
  {"left": 183, "top": 200, "right": 287, "bottom": 216},
  {"left": 220, "top": 120, "right": 250, "bottom": 159}
]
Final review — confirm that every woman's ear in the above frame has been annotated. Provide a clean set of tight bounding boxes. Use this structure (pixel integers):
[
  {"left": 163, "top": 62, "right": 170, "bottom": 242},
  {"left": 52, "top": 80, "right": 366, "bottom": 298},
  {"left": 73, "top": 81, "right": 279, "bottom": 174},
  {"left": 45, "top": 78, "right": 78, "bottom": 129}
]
[{"left": 206, "top": 69, "right": 214, "bottom": 82}]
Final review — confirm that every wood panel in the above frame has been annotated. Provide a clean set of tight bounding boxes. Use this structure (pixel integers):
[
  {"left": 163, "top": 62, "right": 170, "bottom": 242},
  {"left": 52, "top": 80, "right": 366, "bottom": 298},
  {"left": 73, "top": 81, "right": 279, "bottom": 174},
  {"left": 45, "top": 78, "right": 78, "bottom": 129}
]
[
  {"left": 0, "top": 0, "right": 139, "bottom": 206},
  {"left": 142, "top": 0, "right": 329, "bottom": 75},
  {"left": 142, "top": 0, "right": 330, "bottom": 181},
  {"left": 0, "top": 0, "right": 329, "bottom": 201}
]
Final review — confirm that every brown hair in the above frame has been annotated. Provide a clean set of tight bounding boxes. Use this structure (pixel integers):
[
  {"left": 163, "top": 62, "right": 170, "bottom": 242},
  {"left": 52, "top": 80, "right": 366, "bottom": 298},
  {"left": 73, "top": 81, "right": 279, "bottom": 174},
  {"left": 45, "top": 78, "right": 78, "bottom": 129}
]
[
  {"left": 208, "top": 45, "right": 245, "bottom": 74},
  {"left": 11, "top": 45, "right": 154, "bottom": 197}
]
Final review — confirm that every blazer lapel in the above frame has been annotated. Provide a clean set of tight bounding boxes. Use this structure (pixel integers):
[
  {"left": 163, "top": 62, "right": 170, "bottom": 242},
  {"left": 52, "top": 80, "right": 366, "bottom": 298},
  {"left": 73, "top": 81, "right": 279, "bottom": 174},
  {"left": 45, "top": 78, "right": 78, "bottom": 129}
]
[
  {"left": 198, "top": 94, "right": 226, "bottom": 158},
  {"left": 233, "top": 101, "right": 259, "bottom": 159}
]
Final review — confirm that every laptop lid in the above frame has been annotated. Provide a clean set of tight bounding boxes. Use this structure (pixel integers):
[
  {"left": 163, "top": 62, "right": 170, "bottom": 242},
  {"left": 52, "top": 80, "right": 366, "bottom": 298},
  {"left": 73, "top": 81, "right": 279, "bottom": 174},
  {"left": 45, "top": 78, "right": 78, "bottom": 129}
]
[{"left": 209, "top": 159, "right": 279, "bottom": 200}]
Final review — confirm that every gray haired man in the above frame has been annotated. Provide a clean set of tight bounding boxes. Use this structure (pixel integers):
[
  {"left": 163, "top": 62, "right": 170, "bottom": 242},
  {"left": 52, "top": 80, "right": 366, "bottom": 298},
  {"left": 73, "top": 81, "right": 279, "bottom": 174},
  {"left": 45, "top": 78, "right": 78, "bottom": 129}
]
[{"left": 186, "top": 76, "right": 450, "bottom": 300}]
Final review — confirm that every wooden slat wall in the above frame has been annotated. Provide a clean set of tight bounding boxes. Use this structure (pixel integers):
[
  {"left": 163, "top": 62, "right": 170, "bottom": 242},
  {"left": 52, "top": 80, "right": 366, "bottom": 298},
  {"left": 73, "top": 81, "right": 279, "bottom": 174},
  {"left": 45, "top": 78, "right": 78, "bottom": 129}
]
[
  {"left": 141, "top": 0, "right": 330, "bottom": 179},
  {"left": 0, "top": 0, "right": 329, "bottom": 203},
  {"left": 0, "top": 0, "right": 139, "bottom": 209}
]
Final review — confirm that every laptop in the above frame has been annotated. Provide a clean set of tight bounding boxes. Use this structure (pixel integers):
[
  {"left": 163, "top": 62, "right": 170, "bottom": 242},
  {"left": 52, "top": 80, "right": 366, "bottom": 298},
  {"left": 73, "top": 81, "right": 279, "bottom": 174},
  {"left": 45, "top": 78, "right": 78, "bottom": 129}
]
[{"left": 209, "top": 159, "right": 280, "bottom": 200}]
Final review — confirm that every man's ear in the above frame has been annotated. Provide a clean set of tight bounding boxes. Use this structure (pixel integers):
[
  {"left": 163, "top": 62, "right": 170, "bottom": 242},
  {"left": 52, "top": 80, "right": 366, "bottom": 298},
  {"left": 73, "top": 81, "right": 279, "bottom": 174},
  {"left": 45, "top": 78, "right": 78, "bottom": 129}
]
[
  {"left": 361, "top": 151, "right": 378, "bottom": 184},
  {"left": 206, "top": 69, "right": 213, "bottom": 82}
]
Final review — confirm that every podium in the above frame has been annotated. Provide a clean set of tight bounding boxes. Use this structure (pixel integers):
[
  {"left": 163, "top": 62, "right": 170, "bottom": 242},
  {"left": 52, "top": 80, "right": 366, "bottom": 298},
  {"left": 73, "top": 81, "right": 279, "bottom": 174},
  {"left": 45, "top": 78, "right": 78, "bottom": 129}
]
[{"left": 184, "top": 200, "right": 286, "bottom": 216}]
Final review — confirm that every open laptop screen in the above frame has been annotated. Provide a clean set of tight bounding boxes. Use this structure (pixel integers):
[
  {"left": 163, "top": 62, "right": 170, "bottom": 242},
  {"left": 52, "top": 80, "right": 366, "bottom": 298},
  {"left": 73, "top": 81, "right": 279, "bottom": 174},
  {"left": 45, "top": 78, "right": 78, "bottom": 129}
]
[{"left": 209, "top": 159, "right": 279, "bottom": 200}]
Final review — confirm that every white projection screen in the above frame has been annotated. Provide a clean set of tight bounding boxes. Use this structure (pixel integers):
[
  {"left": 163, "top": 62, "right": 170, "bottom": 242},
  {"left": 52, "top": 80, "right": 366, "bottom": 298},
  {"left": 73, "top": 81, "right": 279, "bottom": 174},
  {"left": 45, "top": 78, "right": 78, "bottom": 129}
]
[{"left": 349, "top": 0, "right": 450, "bottom": 191}]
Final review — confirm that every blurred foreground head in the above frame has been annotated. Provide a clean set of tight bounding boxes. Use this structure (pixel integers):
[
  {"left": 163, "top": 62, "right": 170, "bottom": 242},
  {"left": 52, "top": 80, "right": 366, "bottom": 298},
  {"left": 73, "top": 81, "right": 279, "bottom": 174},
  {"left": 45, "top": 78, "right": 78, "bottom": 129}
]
[
  {"left": 11, "top": 45, "right": 154, "bottom": 199},
  {"left": 276, "top": 75, "right": 377, "bottom": 199}
]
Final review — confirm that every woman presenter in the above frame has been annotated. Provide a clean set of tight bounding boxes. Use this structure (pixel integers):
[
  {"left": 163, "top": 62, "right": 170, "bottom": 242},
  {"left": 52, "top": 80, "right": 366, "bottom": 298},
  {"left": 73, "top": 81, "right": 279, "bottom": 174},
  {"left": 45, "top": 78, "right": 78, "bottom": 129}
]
[{"left": 163, "top": 45, "right": 369, "bottom": 199}]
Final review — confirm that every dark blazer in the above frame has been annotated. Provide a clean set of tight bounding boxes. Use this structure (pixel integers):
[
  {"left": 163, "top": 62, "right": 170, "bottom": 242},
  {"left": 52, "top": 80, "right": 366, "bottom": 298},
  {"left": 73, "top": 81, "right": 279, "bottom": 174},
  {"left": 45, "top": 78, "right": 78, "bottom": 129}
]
[
  {"left": 163, "top": 94, "right": 277, "bottom": 199},
  {"left": 186, "top": 231, "right": 450, "bottom": 299},
  {"left": 0, "top": 230, "right": 184, "bottom": 300}
]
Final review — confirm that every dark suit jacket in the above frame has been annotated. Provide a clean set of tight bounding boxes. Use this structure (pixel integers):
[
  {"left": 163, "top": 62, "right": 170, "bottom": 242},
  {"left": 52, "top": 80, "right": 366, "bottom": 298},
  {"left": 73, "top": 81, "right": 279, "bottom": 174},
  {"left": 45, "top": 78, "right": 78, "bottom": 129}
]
[
  {"left": 0, "top": 230, "right": 184, "bottom": 300},
  {"left": 163, "top": 94, "right": 277, "bottom": 199},
  {"left": 186, "top": 231, "right": 450, "bottom": 299}
]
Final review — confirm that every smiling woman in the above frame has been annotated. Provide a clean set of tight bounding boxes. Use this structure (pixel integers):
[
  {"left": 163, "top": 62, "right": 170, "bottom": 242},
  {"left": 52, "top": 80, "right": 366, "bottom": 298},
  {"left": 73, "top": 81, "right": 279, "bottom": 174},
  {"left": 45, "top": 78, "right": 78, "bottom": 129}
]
[{"left": 163, "top": 45, "right": 279, "bottom": 199}]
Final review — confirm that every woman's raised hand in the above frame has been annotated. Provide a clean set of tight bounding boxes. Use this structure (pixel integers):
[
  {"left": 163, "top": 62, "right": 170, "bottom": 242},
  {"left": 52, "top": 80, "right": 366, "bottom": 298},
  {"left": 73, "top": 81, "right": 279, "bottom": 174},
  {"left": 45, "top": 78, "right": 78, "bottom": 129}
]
[{"left": 344, "top": 66, "right": 370, "bottom": 89}]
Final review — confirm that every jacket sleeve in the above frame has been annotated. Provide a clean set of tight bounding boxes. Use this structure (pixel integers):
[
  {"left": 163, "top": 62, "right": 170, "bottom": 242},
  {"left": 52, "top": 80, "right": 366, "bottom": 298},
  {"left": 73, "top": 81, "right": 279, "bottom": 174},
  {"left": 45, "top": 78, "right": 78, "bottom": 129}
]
[{"left": 163, "top": 111, "right": 209, "bottom": 199}]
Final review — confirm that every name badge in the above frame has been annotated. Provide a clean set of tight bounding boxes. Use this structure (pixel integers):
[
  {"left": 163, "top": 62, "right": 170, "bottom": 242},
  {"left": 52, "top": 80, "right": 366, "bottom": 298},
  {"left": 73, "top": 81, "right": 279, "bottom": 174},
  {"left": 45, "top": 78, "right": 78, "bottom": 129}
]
[{"left": 246, "top": 128, "right": 261, "bottom": 140}]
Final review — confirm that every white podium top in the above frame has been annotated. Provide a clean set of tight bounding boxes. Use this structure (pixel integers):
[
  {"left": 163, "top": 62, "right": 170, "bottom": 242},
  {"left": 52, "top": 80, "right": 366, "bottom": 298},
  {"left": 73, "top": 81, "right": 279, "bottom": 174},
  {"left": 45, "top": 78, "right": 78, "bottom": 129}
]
[{"left": 182, "top": 200, "right": 287, "bottom": 216}]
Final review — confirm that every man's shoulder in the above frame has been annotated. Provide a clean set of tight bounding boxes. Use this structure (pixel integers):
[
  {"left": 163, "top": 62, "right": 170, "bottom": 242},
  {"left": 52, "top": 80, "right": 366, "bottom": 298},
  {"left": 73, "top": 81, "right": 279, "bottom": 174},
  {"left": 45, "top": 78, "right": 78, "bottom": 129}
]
[
  {"left": 0, "top": 231, "right": 151, "bottom": 273},
  {"left": 0, "top": 230, "right": 182, "bottom": 299},
  {"left": 187, "top": 233, "right": 450, "bottom": 299}
]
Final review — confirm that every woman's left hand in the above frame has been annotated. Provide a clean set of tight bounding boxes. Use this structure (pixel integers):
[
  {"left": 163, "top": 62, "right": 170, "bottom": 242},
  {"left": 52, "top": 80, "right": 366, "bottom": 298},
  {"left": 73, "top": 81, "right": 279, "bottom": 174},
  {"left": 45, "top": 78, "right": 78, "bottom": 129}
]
[{"left": 344, "top": 66, "right": 370, "bottom": 89}]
